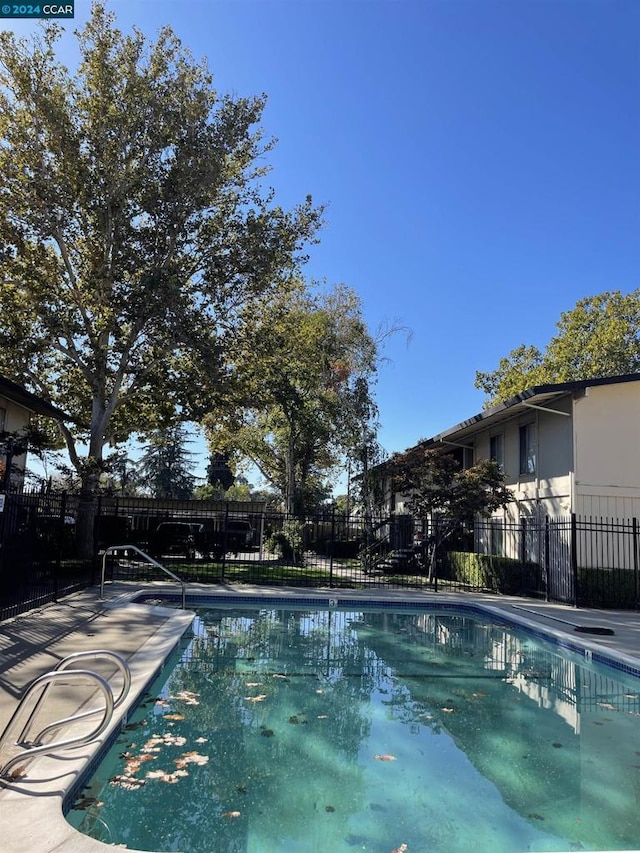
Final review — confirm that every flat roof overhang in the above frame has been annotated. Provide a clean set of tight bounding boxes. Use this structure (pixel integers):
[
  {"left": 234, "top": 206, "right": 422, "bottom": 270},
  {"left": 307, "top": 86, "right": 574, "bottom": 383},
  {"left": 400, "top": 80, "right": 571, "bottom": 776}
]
[
  {"left": 0, "top": 375, "right": 71, "bottom": 422},
  {"left": 387, "top": 373, "right": 640, "bottom": 463}
]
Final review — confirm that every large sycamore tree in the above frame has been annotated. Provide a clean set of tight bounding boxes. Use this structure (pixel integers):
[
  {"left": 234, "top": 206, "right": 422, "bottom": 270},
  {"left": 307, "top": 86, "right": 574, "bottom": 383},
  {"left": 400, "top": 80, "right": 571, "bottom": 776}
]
[
  {"left": 205, "top": 283, "right": 378, "bottom": 514},
  {"left": 0, "top": 3, "right": 320, "bottom": 516},
  {"left": 475, "top": 290, "right": 640, "bottom": 405}
]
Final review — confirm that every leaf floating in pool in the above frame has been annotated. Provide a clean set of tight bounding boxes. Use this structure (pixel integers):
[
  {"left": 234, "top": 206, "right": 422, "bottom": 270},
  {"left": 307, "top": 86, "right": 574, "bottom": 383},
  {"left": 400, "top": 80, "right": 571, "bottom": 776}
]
[
  {"left": 261, "top": 729, "right": 275, "bottom": 737},
  {"left": 177, "top": 751, "right": 209, "bottom": 766},
  {"left": 374, "top": 754, "right": 397, "bottom": 761},
  {"left": 195, "top": 737, "right": 208, "bottom": 744},
  {"left": 145, "top": 769, "right": 186, "bottom": 783},
  {"left": 222, "top": 811, "right": 241, "bottom": 819},
  {"left": 528, "top": 813, "right": 545, "bottom": 821},
  {"left": 109, "top": 774, "right": 146, "bottom": 790},
  {"left": 144, "top": 733, "right": 187, "bottom": 749},
  {"left": 245, "top": 694, "right": 267, "bottom": 703},
  {"left": 171, "top": 691, "right": 200, "bottom": 706},
  {"left": 441, "top": 707, "right": 455, "bottom": 713},
  {"left": 325, "top": 805, "right": 335, "bottom": 812}
]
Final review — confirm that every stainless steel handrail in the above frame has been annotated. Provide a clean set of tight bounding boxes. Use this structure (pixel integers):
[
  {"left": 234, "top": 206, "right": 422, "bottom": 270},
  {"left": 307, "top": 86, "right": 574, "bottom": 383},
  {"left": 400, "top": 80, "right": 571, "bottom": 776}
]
[
  {"left": 0, "top": 670, "right": 114, "bottom": 778},
  {"left": 100, "top": 544, "right": 186, "bottom": 608},
  {"left": 20, "top": 650, "right": 131, "bottom": 745}
]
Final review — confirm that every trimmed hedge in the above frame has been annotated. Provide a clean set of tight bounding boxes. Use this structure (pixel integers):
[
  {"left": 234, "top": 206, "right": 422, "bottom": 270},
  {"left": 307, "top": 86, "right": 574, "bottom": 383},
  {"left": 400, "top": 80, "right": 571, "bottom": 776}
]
[
  {"left": 442, "top": 551, "right": 539, "bottom": 595},
  {"left": 577, "top": 567, "right": 639, "bottom": 608}
]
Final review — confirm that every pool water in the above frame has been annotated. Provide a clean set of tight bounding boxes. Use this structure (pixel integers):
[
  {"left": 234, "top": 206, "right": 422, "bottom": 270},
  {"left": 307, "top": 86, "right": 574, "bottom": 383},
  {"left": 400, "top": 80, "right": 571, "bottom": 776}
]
[{"left": 67, "top": 606, "right": 640, "bottom": 852}]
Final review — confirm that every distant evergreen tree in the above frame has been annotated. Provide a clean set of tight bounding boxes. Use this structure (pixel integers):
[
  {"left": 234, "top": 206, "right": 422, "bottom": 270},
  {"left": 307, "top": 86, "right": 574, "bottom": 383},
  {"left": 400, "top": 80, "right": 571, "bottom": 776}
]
[
  {"left": 138, "top": 426, "right": 197, "bottom": 499},
  {"left": 206, "top": 452, "right": 235, "bottom": 492}
]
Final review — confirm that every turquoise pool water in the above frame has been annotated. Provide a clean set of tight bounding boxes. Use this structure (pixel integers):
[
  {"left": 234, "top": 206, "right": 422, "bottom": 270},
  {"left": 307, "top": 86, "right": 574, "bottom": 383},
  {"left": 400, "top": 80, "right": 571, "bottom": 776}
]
[{"left": 67, "top": 605, "right": 640, "bottom": 852}]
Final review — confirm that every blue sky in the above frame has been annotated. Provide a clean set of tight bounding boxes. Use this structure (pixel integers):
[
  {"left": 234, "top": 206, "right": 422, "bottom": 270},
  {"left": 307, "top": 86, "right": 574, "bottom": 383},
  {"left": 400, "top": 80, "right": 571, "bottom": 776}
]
[{"left": 6, "top": 0, "right": 639, "bottom": 485}]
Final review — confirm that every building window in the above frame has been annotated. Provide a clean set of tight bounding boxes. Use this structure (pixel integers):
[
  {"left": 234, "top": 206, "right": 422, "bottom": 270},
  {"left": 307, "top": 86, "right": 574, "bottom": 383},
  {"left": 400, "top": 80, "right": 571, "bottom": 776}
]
[
  {"left": 519, "top": 423, "right": 536, "bottom": 476},
  {"left": 489, "top": 518, "right": 505, "bottom": 557},
  {"left": 462, "top": 446, "right": 474, "bottom": 470},
  {"left": 489, "top": 434, "right": 504, "bottom": 470}
]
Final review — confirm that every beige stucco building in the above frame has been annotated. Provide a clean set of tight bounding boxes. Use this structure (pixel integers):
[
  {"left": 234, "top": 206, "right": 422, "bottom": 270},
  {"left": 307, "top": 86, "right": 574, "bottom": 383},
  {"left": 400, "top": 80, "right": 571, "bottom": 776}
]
[{"left": 383, "top": 373, "right": 640, "bottom": 523}]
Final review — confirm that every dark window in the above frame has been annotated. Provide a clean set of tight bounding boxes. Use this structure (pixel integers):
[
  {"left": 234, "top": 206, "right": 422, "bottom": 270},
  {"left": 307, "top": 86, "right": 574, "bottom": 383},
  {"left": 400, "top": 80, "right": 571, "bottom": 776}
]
[
  {"left": 490, "top": 434, "right": 504, "bottom": 470},
  {"left": 489, "top": 519, "right": 504, "bottom": 557},
  {"left": 519, "top": 424, "right": 536, "bottom": 476}
]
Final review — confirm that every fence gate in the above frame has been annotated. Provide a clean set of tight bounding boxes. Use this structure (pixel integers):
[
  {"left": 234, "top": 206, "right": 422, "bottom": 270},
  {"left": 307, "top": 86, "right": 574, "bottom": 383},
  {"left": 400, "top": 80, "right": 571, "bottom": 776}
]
[{"left": 545, "top": 517, "right": 574, "bottom": 604}]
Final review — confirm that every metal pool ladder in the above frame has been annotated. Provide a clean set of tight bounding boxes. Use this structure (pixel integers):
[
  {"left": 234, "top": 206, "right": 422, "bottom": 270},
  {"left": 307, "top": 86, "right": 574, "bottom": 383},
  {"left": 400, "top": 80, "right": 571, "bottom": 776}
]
[
  {"left": 100, "top": 544, "right": 187, "bottom": 609},
  {"left": 0, "top": 650, "right": 131, "bottom": 779}
]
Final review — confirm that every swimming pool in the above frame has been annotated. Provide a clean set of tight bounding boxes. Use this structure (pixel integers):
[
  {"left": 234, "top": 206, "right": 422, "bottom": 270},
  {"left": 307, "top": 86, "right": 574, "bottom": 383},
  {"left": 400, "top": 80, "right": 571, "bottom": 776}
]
[{"left": 66, "top": 602, "right": 640, "bottom": 852}]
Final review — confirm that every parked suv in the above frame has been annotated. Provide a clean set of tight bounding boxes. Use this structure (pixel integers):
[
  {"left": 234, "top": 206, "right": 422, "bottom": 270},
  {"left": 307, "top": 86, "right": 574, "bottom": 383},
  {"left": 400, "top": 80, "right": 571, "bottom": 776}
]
[
  {"left": 150, "top": 522, "right": 205, "bottom": 560},
  {"left": 224, "top": 519, "right": 254, "bottom": 554}
]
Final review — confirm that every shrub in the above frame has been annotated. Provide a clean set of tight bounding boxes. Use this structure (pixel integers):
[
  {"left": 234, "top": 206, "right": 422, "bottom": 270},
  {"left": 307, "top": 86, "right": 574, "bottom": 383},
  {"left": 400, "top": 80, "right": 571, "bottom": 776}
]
[
  {"left": 442, "top": 551, "right": 538, "bottom": 595},
  {"left": 577, "top": 567, "right": 638, "bottom": 608},
  {"left": 265, "top": 519, "right": 305, "bottom": 563}
]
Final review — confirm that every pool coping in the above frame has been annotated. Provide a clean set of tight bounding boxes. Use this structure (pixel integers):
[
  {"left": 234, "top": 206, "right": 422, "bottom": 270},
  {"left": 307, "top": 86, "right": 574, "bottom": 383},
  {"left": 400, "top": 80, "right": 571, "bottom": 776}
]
[{"left": 1, "top": 582, "right": 640, "bottom": 853}]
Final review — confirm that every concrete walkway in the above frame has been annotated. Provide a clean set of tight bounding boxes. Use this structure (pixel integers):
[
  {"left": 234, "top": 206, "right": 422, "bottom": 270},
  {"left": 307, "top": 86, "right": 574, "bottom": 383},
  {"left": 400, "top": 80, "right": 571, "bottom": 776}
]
[{"left": 1, "top": 582, "right": 639, "bottom": 853}]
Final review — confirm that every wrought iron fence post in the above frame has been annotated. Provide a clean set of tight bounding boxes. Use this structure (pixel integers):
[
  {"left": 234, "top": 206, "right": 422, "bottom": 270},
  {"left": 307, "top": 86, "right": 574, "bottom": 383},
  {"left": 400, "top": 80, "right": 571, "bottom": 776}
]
[
  {"left": 571, "top": 512, "right": 578, "bottom": 607},
  {"left": 633, "top": 517, "right": 639, "bottom": 610},
  {"left": 55, "top": 492, "right": 67, "bottom": 601},
  {"left": 221, "top": 502, "right": 229, "bottom": 582},
  {"left": 92, "top": 494, "right": 102, "bottom": 583},
  {"left": 329, "top": 507, "right": 335, "bottom": 588},
  {"left": 433, "top": 516, "right": 439, "bottom": 594},
  {"left": 544, "top": 515, "right": 550, "bottom": 602}
]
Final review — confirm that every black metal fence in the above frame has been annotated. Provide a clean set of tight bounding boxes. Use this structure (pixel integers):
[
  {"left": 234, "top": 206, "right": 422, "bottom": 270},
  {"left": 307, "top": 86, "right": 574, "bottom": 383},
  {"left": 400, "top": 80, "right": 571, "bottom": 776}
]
[
  {"left": 3, "top": 492, "right": 640, "bottom": 621},
  {"left": 0, "top": 490, "right": 94, "bottom": 621}
]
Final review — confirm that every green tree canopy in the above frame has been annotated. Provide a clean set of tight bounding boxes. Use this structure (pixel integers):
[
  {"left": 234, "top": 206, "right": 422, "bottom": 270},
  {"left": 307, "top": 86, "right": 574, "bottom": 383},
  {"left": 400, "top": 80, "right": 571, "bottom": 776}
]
[
  {"left": 475, "top": 290, "right": 640, "bottom": 405},
  {"left": 391, "top": 450, "right": 511, "bottom": 526},
  {"left": 390, "top": 449, "right": 512, "bottom": 579},
  {"left": 204, "top": 282, "right": 378, "bottom": 514},
  {"left": 0, "top": 3, "right": 321, "bottom": 499}
]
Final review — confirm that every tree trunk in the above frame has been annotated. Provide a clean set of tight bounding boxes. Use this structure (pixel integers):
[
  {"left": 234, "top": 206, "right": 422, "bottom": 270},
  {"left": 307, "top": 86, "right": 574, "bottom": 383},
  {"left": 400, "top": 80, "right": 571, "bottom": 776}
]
[
  {"left": 76, "top": 468, "right": 100, "bottom": 560},
  {"left": 285, "top": 432, "right": 296, "bottom": 516},
  {"left": 74, "top": 398, "right": 108, "bottom": 559}
]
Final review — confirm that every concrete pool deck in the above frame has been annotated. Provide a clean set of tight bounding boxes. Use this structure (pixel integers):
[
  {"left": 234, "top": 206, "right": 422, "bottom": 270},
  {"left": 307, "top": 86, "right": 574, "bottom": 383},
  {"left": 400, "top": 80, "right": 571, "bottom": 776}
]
[{"left": 1, "top": 582, "right": 640, "bottom": 852}]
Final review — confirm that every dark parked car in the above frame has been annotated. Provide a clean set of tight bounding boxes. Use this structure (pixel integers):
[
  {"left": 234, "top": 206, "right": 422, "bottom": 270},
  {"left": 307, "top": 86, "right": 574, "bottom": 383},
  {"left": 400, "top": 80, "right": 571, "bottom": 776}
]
[
  {"left": 150, "top": 522, "right": 205, "bottom": 560},
  {"left": 224, "top": 519, "right": 254, "bottom": 553}
]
